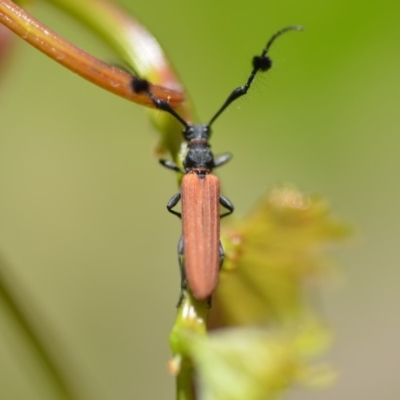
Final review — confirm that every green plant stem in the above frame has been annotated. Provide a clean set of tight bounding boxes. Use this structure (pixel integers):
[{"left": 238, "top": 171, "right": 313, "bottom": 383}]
[
  {"left": 176, "top": 358, "right": 196, "bottom": 400},
  {"left": 169, "top": 294, "right": 209, "bottom": 400}
]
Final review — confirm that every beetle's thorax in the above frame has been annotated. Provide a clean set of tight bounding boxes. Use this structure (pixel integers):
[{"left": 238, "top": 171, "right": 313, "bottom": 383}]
[{"left": 182, "top": 123, "right": 215, "bottom": 173}]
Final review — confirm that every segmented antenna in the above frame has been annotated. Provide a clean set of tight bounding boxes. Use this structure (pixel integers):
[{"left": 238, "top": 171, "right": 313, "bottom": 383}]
[
  {"left": 131, "top": 25, "right": 303, "bottom": 129},
  {"left": 208, "top": 25, "right": 303, "bottom": 126}
]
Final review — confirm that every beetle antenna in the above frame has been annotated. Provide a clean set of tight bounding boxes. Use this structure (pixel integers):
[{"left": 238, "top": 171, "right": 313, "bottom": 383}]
[
  {"left": 131, "top": 78, "right": 189, "bottom": 128},
  {"left": 208, "top": 25, "right": 303, "bottom": 126}
]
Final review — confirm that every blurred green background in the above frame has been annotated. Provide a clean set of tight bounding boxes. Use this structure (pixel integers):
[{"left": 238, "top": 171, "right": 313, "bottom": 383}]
[{"left": 0, "top": 0, "right": 399, "bottom": 399}]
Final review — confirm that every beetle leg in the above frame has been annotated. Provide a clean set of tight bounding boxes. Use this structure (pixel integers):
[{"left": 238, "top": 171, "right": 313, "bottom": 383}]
[
  {"left": 219, "top": 241, "right": 225, "bottom": 270},
  {"left": 159, "top": 159, "right": 185, "bottom": 173},
  {"left": 213, "top": 152, "right": 232, "bottom": 168},
  {"left": 166, "top": 192, "right": 182, "bottom": 218},
  {"left": 176, "top": 236, "right": 187, "bottom": 306},
  {"left": 219, "top": 195, "right": 234, "bottom": 218}
]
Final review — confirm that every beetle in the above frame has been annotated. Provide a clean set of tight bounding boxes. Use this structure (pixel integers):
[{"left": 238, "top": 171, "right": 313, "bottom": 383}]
[{"left": 131, "top": 25, "right": 302, "bottom": 302}]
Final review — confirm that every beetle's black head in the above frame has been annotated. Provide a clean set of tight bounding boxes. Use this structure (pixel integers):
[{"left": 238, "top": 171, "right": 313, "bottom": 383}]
[{"left": 183, "top": 124, "right": 211, "bottom": 142}]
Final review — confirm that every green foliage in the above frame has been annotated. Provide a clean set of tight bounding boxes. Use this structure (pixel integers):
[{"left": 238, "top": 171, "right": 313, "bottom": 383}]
[{"left": 214, "top": 186, "right": 348, "bottom": 327}]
